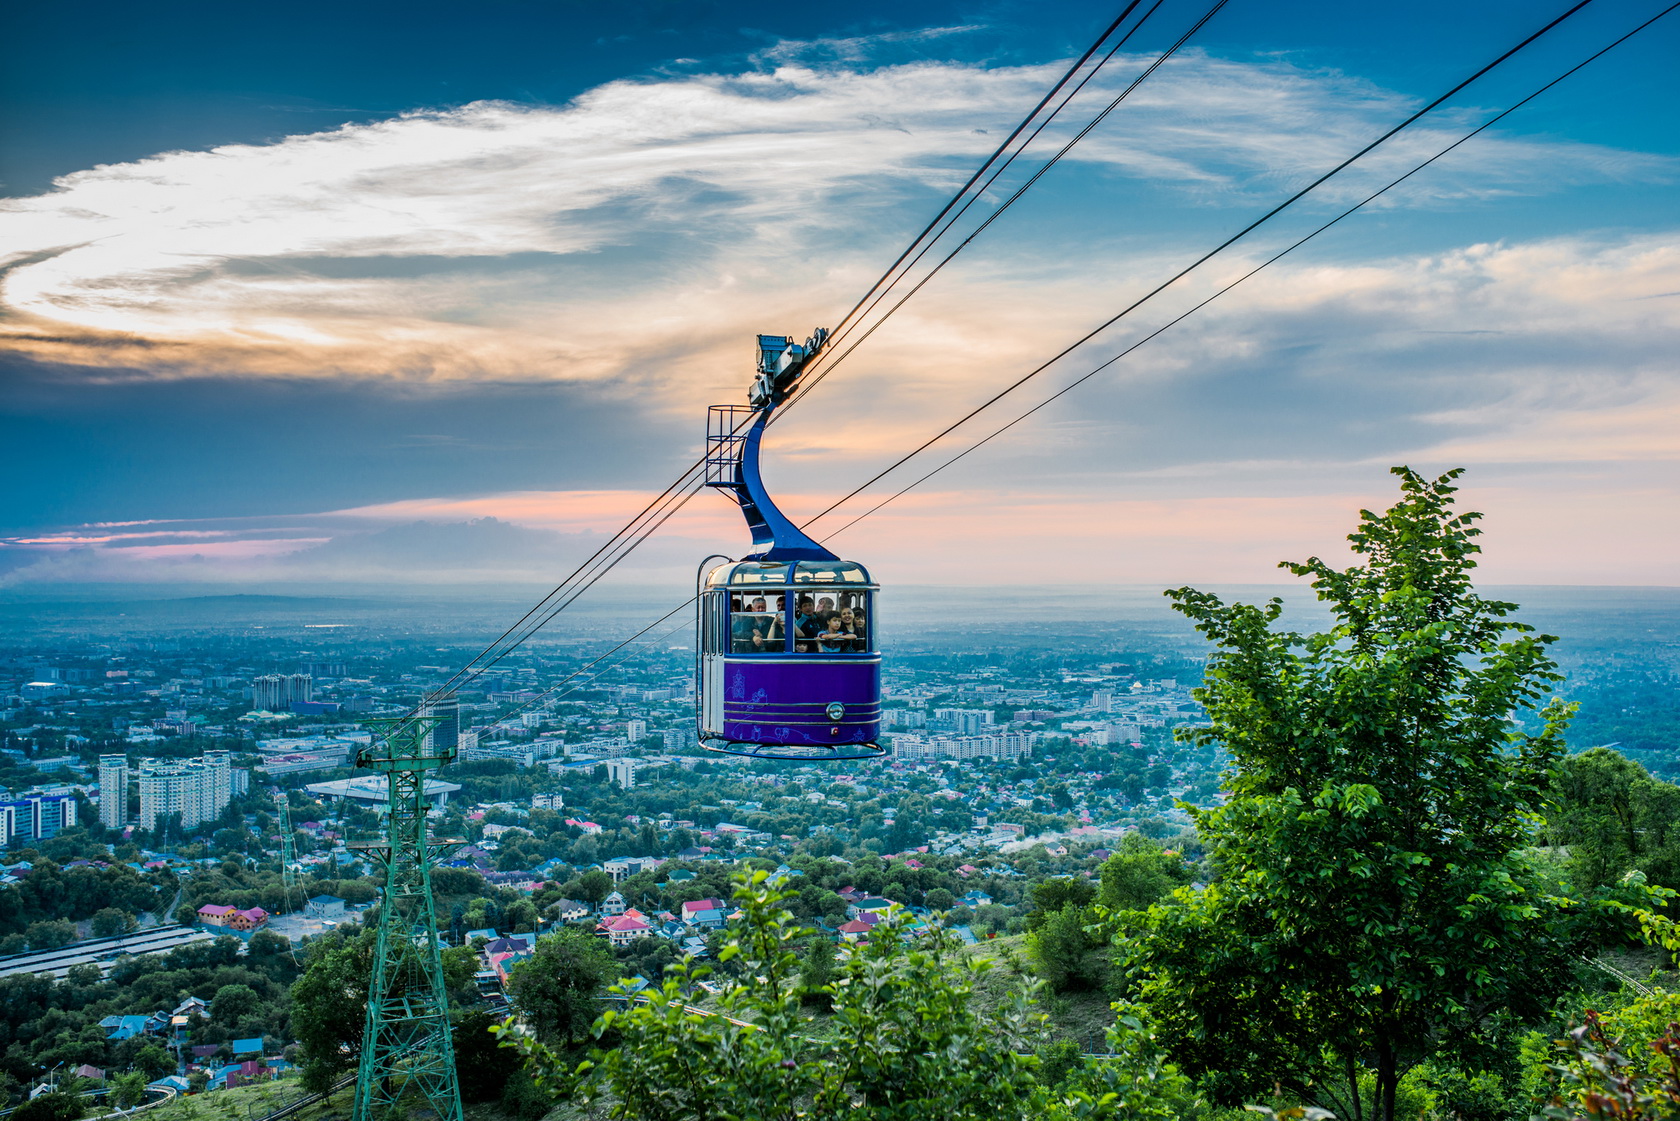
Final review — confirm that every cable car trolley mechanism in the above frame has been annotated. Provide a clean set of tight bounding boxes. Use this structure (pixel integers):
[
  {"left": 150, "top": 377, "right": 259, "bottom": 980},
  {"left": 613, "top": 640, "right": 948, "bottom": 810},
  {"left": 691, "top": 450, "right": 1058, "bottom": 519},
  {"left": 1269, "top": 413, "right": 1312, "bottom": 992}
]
[{"left": 697, "top": 330, "right": 884, "bottom": 760}]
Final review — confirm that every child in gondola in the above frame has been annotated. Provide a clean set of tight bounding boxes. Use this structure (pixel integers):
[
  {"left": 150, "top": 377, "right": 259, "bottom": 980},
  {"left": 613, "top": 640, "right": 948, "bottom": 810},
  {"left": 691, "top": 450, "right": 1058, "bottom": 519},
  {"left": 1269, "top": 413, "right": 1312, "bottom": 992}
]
[{"left": 817, "top": 614, "right": 854, "bottom": 653}]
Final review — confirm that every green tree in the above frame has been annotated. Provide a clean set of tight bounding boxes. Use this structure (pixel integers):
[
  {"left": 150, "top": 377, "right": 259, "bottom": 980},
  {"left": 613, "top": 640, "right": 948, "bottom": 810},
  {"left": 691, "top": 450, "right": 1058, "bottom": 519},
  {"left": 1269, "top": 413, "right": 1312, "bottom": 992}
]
[
  {"left": 1028, "top": 904, "right": 1107, "bottom": 994},
  {"left": 1547, "top": 747, "right": 1680, "bottom": 894},
  {"left": 505, "top": 926, "right": 615, "bottom": 1045},
  {"left": 1127, "top": 468, "right": 1583, "bottom": 1121},
  {"left": 90, "top": 908, "right": 134, "bottom": 938},
  {"left": 1024, "top": 878, "right": 1095, "bottom": 932},
  {"left": 289, "top": 925, "right": 374, "bottom": 1091},
  {"left": 110, "top": 1072, "right": 148, "bottom": 1109},
  {"left": 133, "top": 1044, "right": 176, "bottom": 1081},
  {"left": 26, "top": 919, "right": 76, "bottom": 949},
  {"left": 210, "top": 983, "right": 262, "bottom": 1025},
  {"left": 503, "top": 898, "right": 539, "bottom": 933},
  {"left": 575, "top": 869, "right": 612, "bottom": 908},
  {"left": 499, "top": 870, "right": 1185, "bottom": 1120},
  {"left": 1097, "top": 833, "right": 1193, "bottom": 913},
  {"left": 442, "top": 944, "right": 481, "bottom": 1008},
  {"left": 452, "top": 1009, "right": 522, "bottom": 1104},
  {"left": 10, "top": 1093, "right": 85, "bottom": 1121},
  {"left": 799, "top": 934, "right": 836, "bottom": 1009}
]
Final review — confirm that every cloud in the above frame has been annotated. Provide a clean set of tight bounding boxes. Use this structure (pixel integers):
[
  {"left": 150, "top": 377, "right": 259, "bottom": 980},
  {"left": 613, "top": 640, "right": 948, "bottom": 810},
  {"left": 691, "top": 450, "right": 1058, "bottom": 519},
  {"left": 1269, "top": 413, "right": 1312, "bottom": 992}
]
[
  {"left": 1, "top": 37, "right": 1676, "bottom": 590},
  {"left": 0, "top": 48, "right": 1667, "bottom": 390}
]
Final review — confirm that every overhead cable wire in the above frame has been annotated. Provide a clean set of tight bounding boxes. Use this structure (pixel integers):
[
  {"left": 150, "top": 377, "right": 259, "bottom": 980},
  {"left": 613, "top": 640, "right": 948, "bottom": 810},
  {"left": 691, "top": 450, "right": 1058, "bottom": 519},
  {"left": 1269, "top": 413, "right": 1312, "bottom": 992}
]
[
  {"left": 511, "top": 0, "right": 1674, "bottom": 732},
  {"left": 392, "top": 0, "right": 1602, "bottom": 718},
  {"left": 483, "top": 598, "right": 701, "bottom": 730},
  {"left": 394, "top": 4, "right": 1171, "bottom": 719},
  {"left": 416, "top": 0, "right": 1655, "bottom": 765},
  {"left": 783, "top": 0, "right": 1223, "bottom": 416},
  {"left": 800, "top": 0, "right": 1601, "bottom": 529},
  {"left": 781, "top": 0, "right": 1164, "bottom": 394},
  {"left": 818, "top": 0, "right": 1680, "bottom": 537},
  {"left": 811, "top": 1, "right": 1151, "bottom": 350}
]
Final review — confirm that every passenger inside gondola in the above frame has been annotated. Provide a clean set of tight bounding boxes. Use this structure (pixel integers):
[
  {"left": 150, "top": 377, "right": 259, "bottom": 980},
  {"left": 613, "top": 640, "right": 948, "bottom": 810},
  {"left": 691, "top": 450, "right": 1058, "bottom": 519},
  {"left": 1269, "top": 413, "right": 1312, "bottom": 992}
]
[
  {"left": 731, "top": 593, "right": 780, "bottom": 652},
  {"left": 817, "top": 614, "right": 854, "bottom": 653},
  {"left": 840, "top": 605, "right": 867, "bottom": 651}
]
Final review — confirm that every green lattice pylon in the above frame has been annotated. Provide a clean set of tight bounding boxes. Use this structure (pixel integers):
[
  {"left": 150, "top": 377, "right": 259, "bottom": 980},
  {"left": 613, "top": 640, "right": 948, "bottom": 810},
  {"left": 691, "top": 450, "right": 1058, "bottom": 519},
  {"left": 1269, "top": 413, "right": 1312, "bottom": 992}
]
[
  {"left": 273, "top": 790, "right": 299, "bottom": 911},
  {"left": 349, "top": 716, "right": 465, "bottom": 1121}
]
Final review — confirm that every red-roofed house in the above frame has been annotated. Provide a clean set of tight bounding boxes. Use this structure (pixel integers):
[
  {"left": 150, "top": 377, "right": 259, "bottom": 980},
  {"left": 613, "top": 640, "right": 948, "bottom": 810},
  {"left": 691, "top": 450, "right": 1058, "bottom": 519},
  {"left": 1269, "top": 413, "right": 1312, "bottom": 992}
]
[
  {"left": 196, "top": 904, "right": 236, "bottom": 926},
  {"left": 838, "top": 920, "right": 873, "bottom": 943},
  {"left": 601, "top": 915, "right": 652, "bottom": 947}
]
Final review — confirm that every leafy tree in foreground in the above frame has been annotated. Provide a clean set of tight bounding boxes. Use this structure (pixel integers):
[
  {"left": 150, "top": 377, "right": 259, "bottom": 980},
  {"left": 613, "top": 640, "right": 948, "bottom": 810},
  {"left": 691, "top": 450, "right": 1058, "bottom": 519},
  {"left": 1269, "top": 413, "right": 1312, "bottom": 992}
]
[
  {"left": 1127, "top": 467, "right": 1584, "bottom": 1121},
  {"left": 499, "top": 870, "right": 1193, "bottom": 1120}
]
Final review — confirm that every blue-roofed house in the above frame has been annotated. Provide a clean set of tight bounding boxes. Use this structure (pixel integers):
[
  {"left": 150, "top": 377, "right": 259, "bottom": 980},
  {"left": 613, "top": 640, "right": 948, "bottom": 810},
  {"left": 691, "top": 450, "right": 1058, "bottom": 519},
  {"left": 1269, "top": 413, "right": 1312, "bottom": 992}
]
[
  {"left": 232, "top": 1037, "right": 264, "bottom": 1055},
  {"left": 686, "top": 908, "right": 724, "bottom": 931},
  {"left": 99, "top": 1014, "right": 153, "bottom": 1040}
]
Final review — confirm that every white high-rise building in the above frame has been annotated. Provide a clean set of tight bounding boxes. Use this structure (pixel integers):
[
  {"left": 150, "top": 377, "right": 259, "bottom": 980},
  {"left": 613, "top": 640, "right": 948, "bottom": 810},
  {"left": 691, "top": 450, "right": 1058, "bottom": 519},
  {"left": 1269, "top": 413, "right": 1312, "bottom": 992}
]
[
  {"left": 199, "top": 750, "right": 231, "bottom": 824},
  {"left": 138, "top": 751, "right": 235, "bottom": 832},
  {"left": 934, "top": 708, "right": 995, "bottom": 735},
  {"left": 626, "top": 719, "right": 647, "bottom": 743},
  {"left": 888, "top": 731, "right": 1038, "bottom": 763},
  {"left": 98, "top": 754, "right": 129, "bottom": 829},
  {"left": 138, "top": 759, "right": 189, "bottom": 830},
  {"left": 252, "top": 673, "right": 313, "bottom": 712}
]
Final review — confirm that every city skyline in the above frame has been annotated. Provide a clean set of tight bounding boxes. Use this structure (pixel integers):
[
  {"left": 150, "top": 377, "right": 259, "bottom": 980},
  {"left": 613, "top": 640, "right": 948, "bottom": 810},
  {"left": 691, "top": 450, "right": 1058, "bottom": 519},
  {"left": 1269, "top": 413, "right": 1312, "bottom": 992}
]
[{"left": 3, "top": 1, "right": 1677, "bottom": 590}]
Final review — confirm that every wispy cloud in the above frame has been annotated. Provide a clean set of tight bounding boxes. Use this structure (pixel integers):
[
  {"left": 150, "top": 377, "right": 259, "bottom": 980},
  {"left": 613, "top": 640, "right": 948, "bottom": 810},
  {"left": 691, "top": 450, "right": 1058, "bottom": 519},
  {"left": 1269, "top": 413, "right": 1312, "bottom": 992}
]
[{"left": 0, "top": 50, "right": 1665, "bottom": 387}]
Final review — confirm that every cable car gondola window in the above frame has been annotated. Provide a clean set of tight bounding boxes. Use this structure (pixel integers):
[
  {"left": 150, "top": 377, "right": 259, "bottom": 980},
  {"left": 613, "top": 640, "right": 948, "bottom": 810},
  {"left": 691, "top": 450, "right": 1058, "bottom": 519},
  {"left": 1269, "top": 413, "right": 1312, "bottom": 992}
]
[
  {"left": 729, "top": 592, "right": 782, "bottom": 653},
  {"left": 791, "top": 588, "right": 871, "bottom": 654},
  {"left": 790, "top": 560, "right": 870, "bottom": 584}
]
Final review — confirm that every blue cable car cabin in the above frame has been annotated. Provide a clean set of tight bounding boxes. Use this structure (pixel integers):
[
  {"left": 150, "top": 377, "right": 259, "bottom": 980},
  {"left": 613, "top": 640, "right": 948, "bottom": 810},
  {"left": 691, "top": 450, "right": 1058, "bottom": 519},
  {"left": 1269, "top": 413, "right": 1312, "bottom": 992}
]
[
  {"left": 699, "top": 559, "right": 881, "bottom": 758},
  {"left": 696, "top": 330, "right": 885, "bottom": 760}
]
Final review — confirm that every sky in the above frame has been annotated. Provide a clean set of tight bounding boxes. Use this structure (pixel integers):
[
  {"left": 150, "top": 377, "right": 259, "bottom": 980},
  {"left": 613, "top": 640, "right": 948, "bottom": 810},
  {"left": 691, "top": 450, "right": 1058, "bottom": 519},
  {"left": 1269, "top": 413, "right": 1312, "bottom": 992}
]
[{"left": 2, "top": 0, "right": 1677, "bottom": 595}]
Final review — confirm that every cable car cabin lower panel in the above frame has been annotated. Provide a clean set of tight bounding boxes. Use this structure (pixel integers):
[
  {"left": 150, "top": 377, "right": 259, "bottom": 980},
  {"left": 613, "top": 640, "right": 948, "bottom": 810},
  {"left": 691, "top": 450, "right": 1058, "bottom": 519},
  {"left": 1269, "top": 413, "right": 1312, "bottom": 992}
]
[{"left": 719, "top": 656, "right": 880, "bottom": 747}]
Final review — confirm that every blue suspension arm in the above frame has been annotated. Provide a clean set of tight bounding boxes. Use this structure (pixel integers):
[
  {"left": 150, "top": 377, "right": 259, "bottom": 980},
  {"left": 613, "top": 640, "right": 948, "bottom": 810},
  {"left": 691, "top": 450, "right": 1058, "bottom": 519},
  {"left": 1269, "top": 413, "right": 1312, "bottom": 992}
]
[{"left": 708, "top": 330, "right": 838, "bottom": 563}]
